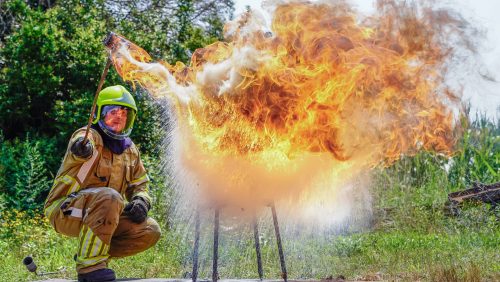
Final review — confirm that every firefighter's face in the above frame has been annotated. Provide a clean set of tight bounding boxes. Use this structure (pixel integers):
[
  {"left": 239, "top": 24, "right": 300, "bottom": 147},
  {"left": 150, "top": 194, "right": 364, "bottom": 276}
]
[{"left": 104, "top": 106, "right": 128, "bottom": 133}]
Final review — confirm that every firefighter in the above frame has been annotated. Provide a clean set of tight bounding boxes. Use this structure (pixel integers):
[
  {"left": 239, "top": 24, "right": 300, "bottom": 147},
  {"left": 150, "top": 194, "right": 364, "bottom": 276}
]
[{"left": 44, "top": 85, "right": 161, "bottom": 282}]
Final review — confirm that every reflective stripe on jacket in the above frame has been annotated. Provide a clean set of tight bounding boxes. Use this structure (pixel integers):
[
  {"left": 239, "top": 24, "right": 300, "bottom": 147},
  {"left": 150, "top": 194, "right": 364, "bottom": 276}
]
[{"left": 44, "top": 127, "right": 151, "bottom": 219}]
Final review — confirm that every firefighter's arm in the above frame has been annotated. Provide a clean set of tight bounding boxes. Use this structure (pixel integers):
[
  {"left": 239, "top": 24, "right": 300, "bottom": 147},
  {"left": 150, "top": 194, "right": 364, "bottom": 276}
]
[{"left": 125, "top": 157, "right": 152, "bottom": 208}]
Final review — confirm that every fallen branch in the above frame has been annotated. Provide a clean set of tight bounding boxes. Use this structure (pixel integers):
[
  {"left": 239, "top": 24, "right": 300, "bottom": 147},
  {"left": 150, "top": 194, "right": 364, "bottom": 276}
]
[{"left": 445, "top": 182, "right": 500, "bottom": 216}]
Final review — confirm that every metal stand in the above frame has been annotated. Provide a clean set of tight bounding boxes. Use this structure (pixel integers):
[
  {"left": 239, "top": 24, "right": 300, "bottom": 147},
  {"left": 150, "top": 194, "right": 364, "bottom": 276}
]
[
  {"left": 253, "top": 213, "right": 264, "bottom": 280},
  {"left": 212, "top": 208, "right": 220, "bottom": 282},
  {"left": 192, "top": 204, "right": 287, "bottom": 282},
  {"left": 192, "top": 209, "right": 200, "bottom": 282},
  {"left": 271, "top": 203, "right": 287, "bottom": 282}
]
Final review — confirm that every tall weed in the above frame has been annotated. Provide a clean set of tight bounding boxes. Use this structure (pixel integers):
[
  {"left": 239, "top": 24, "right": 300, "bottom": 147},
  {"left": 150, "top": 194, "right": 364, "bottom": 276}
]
[
  {"left": 448, "top": 113, "right": 499, "bottom": 189},
  {"left": 0, "top": 134, "right": 54, "bottom": 212}
]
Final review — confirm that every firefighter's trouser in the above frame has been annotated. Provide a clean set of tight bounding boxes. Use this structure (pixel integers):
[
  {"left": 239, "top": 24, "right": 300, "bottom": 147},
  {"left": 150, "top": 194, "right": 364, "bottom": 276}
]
[{"left": 47, "top": 187, "right": 161, "bottom": 274}]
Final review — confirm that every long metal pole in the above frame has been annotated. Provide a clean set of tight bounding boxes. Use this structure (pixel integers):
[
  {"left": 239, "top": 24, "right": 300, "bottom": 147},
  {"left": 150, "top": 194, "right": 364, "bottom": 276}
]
[
  {"left": 270, "top": 203, "right": 287, "bottom": 282},
  {"left": 82, "top": 56, "right": 112, "bottom": 145},
  {"left": 192, "top": 208, "right": 200, "bottom": 282},
  {"left": 212, "top": 208, "right": 220, "bottom": 282},
  {"left": 252, "top": 213, "right": 264, "bottom": 280}
]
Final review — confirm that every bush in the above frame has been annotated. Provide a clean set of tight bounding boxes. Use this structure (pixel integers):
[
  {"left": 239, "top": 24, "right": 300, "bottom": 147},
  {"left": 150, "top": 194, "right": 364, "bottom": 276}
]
[{"left": 0, "top": 134, "right": 55, "bottom": 212}]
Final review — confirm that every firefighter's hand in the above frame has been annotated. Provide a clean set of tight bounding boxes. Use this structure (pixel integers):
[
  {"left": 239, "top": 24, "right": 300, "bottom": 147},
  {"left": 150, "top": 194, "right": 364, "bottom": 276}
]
[
  {"left": 70, "top": 137, "right": 93, "bottom": 159},
  {"left": 123, "top": 197, "right": 150, "bottom": 223}
]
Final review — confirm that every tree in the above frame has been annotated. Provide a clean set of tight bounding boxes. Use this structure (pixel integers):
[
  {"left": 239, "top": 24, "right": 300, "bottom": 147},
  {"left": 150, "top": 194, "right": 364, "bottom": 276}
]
[
  {"left": 0, "top": 0, "right": 234, "bottom": 211},
  {"left": 0, "top": 1, "right": 112, "bottom": 141},
  {"left": 0, "top": 0, "right": 234, "bottom": 141},
  {"left": 102, "top": 0, "right": 233, "bottom": 62}
]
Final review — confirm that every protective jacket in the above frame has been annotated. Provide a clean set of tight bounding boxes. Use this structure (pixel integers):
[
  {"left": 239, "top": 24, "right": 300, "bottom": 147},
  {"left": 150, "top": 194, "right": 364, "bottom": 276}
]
[{"left": 44, "top": 127, "right": 151, "bottom": 228}]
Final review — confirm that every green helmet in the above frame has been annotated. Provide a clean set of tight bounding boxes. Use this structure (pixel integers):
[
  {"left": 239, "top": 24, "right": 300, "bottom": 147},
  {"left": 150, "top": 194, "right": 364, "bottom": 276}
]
[{"left": 93, "top": 85, "right": 137, "bottom": 140}]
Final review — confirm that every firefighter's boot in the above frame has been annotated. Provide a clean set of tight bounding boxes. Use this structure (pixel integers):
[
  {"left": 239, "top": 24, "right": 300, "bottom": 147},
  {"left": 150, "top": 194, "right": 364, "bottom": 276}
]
[{"left": 77, "top": 268, "right": 116, "bottom": 282}]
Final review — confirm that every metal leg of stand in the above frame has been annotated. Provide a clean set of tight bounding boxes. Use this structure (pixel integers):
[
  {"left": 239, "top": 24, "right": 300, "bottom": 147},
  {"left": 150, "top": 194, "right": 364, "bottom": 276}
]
[
  {"left": 253, "top": 213, "right": 264, "bottom": 280},
  {"left": 271, "top": 203, "right": 287, "bottom": 282},
  {"left": 192, "top": 209, "right": 200, "bottom": 282},
  {"left": 212, "top": 208, "right": 220, "bottom": 282}
]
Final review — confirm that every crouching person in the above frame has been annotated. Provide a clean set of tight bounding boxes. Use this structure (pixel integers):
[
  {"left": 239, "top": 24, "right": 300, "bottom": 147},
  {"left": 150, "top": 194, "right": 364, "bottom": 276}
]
[{"left": 44, "top": 85, "right": 161, "bottom": 282}]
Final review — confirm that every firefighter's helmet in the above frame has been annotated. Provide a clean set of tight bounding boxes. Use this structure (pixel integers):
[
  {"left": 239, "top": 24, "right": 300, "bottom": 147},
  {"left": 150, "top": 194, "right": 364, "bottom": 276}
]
[{"left": 92, "top": 85, "right": 137, "bottom": 140}]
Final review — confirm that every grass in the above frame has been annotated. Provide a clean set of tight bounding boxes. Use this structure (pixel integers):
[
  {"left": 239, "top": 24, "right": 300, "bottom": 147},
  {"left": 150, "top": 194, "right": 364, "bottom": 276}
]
[
  {"left": 0, "top": 209, "right": 188, "bottom": 281},
  {"left": 2, "top": 223, "right": 498, "bottom": 281},
  {"left": 1, "top": 114, "right": 498, "bottom": 281}
]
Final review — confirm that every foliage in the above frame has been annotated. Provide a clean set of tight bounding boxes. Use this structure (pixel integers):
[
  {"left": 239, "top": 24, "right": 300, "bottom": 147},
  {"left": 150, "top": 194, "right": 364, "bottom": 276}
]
[
  {"left": 372, "top": 112, "right": 498, "bottom": 233},
  {"left": 381, "top": 112, "right": 499, "bottom": 194},
  {"left": 0, "top": 0, "right": 233, "bottom": 212},
  {"left": 0, "top": 209, "right": 50, "bottom": 242},
  {"left": 0, "top": 0, "right": 30, "bottom": 43},
  {"left": 101, "top": 0, "right": 233, "bottom": 61},
  {"left": 0, "top": 0, "right": 233, "bottom": 142},
  {"left": 448, "top": 113, "right": 499, "bottom": 189},
  {"left": 0, "top": 0, "right": 109, "bottom": 140},
  {"left": 129, "top": 89, "right": 170, "bottom": 157},
  {"left": 0, "top": 134, "right": 55, "bottom": 212}
]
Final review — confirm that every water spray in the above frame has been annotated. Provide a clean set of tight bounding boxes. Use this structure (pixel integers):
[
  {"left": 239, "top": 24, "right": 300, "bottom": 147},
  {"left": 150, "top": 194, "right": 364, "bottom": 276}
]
[{"left": 22, "top": 256, "right": 66, "bottom": 277}]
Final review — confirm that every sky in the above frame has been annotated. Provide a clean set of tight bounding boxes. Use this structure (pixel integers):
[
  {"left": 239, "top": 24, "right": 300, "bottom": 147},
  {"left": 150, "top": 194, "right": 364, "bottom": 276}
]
[{"left": 233, "top": 0, "right": 500, "bottom": 118}]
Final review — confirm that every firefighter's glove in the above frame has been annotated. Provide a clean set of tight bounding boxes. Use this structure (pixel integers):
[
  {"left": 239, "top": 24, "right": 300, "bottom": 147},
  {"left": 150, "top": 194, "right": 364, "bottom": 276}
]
[
  {"left": 123, "top": 197, "right": 150, "bottom": 223},
  {"left": 70, "top": 137, "right": 93, "bottom": 159}
]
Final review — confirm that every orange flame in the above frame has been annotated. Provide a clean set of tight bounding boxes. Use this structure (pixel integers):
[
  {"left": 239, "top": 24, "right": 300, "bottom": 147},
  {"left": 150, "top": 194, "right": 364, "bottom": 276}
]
[{"left": 106, "top": 1, "right": 469, "bottom": 210}]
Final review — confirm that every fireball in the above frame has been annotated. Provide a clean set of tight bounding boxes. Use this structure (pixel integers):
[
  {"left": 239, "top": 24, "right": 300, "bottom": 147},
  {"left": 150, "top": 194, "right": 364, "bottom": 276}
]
[{"left": 105, "top": 0, "right": 471, "bottom": 225}]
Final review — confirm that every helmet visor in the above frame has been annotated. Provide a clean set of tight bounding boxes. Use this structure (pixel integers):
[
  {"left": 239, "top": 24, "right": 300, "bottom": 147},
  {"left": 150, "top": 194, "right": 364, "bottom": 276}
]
[{"left": 98, "top": 105, "right": 136, "bottom": 139}]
